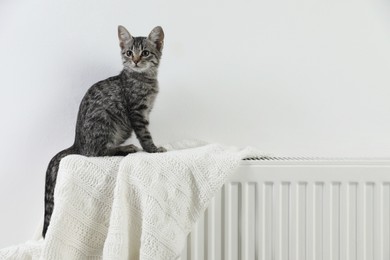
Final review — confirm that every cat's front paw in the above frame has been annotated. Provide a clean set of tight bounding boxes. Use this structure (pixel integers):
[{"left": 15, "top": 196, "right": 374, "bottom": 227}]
[
  {"left": 155, "top": 146, "right": 167, "bottom": 153},
  {"left": 145, "top": 146, "right": 167, "bottom": 153}
]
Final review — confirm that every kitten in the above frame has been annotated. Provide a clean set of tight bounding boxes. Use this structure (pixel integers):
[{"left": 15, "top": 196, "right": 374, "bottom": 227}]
[{"left": 43, "top": 25, "right": 166, "bottom": 237}]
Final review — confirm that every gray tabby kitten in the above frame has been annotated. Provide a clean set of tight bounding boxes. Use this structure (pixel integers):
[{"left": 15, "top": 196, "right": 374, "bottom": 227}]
[{"left": 43, "top": 25, "right": 166, "bottom": 237}]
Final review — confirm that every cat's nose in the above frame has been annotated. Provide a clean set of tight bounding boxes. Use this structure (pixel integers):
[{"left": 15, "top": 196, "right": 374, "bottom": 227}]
[{"left": 133, "top": 56, "right": 141, "bottom": 64}]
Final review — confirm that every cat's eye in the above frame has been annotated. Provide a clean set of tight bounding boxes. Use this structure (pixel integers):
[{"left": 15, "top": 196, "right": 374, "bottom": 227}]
[
  {"left": 141, "top": 50, "right": 150, "bottom": 57},
  {"left": 126, "top": 50, "right": 132, "bottom": 57}
]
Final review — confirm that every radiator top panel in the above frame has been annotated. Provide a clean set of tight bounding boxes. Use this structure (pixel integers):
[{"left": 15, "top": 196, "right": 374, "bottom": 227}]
[
  {"left": 243, "top": 156, "right": 390, "bottom": 161},
  {"left": 242, "top": 156, "right": 390, "bottom": 166}
]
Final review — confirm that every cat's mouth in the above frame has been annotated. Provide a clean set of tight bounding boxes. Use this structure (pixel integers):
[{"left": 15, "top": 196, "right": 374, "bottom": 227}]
[
  {"left": 130, "top": 65, "right": 147, "bottom": 73},
  {"left": 132, "top": 62, "right": 143, "bottom": 68},
  {"left": 131, "top": 63, "right": 150, "bottom": 72},
  {"left": 125, "top": 61, "right": 150, "bottom": 72}
]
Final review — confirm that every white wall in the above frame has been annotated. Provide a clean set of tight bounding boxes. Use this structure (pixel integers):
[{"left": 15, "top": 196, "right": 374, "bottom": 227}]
[{"left": 1, "top": 0, "right": 389, "bottom": 248}]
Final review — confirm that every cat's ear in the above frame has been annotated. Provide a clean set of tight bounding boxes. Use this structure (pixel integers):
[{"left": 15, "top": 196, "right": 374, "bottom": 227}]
[
  {"left": 148, "top": 26, "right": 164, "bottom": 52},
  {"left": 118, "top": 25, "right": 133, "bottom": 49}
]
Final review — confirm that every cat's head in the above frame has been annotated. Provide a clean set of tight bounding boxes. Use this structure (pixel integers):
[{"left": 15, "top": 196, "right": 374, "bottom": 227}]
[{"left": 118, "top": 25, "right": 164, "bottom": 74}]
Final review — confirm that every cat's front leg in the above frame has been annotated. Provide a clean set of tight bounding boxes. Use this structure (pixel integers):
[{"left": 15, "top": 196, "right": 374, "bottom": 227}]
[{"left": 130, "top": 112, "right": 166, "bottom": 153}]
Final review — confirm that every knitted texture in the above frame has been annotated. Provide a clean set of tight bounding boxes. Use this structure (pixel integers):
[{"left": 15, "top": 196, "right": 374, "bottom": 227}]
[{"left": 0, "top": 142, "right": 260, "bottom": 260}]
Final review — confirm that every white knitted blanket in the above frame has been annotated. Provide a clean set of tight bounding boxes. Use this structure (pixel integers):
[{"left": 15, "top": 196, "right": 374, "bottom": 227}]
[{"left": 0, "top": 141, "right": 260, "bottom": 260}]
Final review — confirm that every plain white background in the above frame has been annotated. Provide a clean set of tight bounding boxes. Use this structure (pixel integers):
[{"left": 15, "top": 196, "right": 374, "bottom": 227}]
[{"left": 1, "top": 0, "right": 389, "bottom": 248}]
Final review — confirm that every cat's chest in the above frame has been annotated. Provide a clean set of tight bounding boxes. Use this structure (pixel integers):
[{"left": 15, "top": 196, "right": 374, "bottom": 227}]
[
  {"left": 126, "top": 84, "right": 158, "bottom": 115},
  {"left": 129, "top": 91, "right": 155, "bottom": 108},
  {"left": 140, "top": 92, "right": 157, "bottom": 120}
]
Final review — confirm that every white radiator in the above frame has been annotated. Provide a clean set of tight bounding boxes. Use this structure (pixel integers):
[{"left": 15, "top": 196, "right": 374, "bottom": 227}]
[{"left": 180, "top": 157, "right": 390, "bottom": 260}]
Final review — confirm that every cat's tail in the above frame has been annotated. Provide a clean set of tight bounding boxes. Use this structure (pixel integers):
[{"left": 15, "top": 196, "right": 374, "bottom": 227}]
[{"left": 42, "top": 146, "right": 77, "bottom": 238}]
